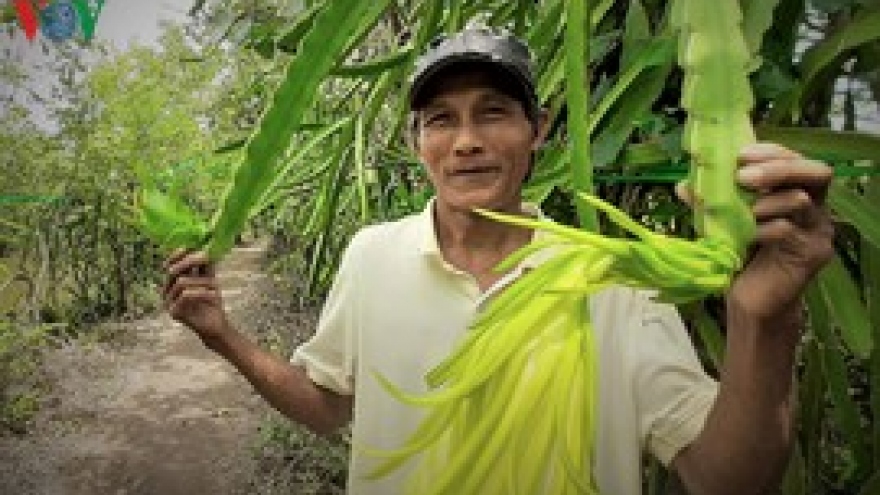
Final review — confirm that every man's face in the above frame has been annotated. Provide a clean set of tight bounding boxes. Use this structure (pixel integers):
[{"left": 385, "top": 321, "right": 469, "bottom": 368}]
[{"left": 413, "top": 69, "right": 545, "bottom": 214}]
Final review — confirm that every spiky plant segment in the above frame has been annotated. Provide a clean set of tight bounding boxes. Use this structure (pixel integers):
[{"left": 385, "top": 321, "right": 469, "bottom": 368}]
[
  {"left": 674, "top": 0, "right": 757, "bottom": 249},
  {"left": 367, "top": 0, "right": 757, "bottom": 493}
]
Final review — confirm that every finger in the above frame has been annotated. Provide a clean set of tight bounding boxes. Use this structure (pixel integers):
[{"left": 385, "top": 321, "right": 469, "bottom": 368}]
[
  {"left": 164, "top": 274, "right": 218, "bottom": 304},
  {"left": 752, "top": 189, "right": 813, "bottom": 223},
  {"left": 752, "top": 205, "right": 835, "bottom": 242},
  {"left": 166, "top": 276, "right": 220, "bottom": 304},
  {"left": 675, "top": 180, "right": 694, "bottom": 207},
  {"left": 737, "top": 159, "right": 833, "bottom": 204},
  {"left": 164, "top": 248, "right": 191, "bottom": 270},
  {"left": 169, "top": 287, "right": 220, "bottom": 319},
  {"left": 738, "top": 142, "right": 801, "bottom": 164},
  {"left": 754, "top": 217, "right": 801, "bottom": 245},
  {"left": 168, "top": 250, "right": 215, "bottom": 278},
  {"left": 163, "top": 249, "right": 194, "bottom": 296},
  {"left": 753, "top": 217, "right": 836, "bottom": 271},
  {"left": 164, "top": 254, "right": 205, "bottom": 298}
]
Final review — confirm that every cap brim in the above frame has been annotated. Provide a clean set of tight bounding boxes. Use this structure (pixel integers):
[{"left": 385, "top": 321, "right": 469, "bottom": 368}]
[{"left": 408, "top": 54, "right": 535, "bottom": 111}]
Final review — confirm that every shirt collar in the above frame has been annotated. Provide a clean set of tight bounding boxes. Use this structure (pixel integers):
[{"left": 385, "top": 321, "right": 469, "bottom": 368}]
[
  {"left": 416, "top": 197, "right": 441, "bottom": 257},
  {"left": 416, "top": 197, "right": 555, "bottom": 269}
]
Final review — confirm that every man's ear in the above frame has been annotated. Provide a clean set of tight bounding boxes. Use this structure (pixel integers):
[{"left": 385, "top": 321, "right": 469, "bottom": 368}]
[
  {"left": 405, "top": 111, "right": 420, "bottom": 154},
  {"left": 531, "top": 109, "right": 550, "bottom": 151}
]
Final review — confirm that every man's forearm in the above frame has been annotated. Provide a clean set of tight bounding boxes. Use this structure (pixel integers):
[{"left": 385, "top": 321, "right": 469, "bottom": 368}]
[
  {"left": 202, "top": 324, "right": 352, "bottom": 435},
  {"left": 675, "top": 302, "right": 801, "bottom": 495}
]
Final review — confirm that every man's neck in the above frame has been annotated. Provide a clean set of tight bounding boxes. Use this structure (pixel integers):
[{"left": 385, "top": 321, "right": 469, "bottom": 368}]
[{"left": 432, "top": 199, "right": 533, "bottom": 287}]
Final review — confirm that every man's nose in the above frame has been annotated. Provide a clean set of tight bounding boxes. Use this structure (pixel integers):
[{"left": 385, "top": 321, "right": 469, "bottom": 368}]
[{"left": 452, "top": 122, "right": 484, "bottom": 156}]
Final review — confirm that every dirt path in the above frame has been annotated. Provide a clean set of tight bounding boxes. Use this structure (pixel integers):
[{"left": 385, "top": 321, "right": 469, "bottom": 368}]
[{"left": 0, "top": 241, "right": 311, "bottom": 495}]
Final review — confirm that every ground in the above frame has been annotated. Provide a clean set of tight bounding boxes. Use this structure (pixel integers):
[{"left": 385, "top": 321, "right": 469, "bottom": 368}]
[{"left": 0, "top": 241, "right": 348, "bottom": 495}]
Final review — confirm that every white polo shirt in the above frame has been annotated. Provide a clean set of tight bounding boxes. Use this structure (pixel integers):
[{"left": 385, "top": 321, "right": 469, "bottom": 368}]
[{"left": 291, "top": 200, "right": 718, "bottom": 495}]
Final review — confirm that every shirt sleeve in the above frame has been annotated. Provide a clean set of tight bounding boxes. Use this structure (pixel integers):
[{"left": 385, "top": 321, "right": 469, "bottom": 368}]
[
  {"left": 628, "top": 290, "right": 719, "bottom": 466},
  {"left": 289, "top": 230, "right": 369, "bottom": 396}
]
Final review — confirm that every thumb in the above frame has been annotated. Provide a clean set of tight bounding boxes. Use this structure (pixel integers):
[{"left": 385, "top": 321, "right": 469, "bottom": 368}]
[{"left": 675, "top": 180, "right": 694, "bottom": 207}]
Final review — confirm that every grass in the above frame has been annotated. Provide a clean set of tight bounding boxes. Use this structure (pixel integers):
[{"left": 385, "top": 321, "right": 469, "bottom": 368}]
[{"left": 249, "top": 412, "right": 350, "bottom": 494}]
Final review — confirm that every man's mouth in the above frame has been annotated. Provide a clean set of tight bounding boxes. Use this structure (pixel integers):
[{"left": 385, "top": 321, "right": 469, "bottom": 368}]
[{"left": 450, "top": 165, "right": 501, "bottom": 175}]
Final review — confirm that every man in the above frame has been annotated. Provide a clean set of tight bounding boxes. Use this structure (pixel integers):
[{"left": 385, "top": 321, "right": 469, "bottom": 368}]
[{"left": 163, "top": 28, "right": 835, "bottom": 494}]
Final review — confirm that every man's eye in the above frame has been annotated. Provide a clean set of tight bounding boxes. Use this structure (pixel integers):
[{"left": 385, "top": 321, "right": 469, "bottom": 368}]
[
  {"left": 425, "top": 113, "right": 451, "bottom": 126},
  {"left": 483, "top": 106, "right": 508, "bottom": 117}
]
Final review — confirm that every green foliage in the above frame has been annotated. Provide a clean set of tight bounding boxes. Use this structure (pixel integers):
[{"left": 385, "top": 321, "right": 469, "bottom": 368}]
[
  {"left": 0, "top": 23, "right": 263, "bottom": 428},
  {"left": 564, "top": 0, "right": 598, "bottom": 231},
  {"left": 204, "top": 0, "right": 395, "bottom": 260},
  {"left": 0, "top": 319, "right": 51, "bottom": 433}
]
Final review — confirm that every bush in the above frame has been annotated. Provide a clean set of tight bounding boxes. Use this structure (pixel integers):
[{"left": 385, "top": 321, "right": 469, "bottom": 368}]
[{"left": 0, "top": 320, "right": 51, "bottom": 433}]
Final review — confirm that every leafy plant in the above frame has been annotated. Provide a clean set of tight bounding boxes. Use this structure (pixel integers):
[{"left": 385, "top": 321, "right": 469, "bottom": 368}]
[{"left": 0, "top": 319, "right": 51, "bottom": 433}]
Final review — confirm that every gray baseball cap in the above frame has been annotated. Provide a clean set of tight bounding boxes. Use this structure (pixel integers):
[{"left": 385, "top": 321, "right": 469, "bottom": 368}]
[{"left": 408, "top": 28, "right": 538, "bottom": 117}]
